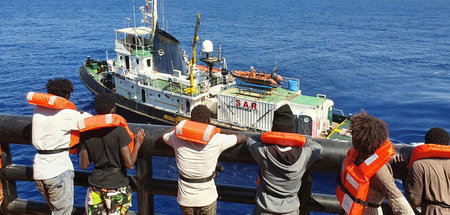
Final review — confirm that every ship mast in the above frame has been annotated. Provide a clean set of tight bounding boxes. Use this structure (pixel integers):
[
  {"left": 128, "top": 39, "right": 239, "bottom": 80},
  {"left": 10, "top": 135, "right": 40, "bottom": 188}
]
[
  {"left": 140, "top": 0, "right": 158, "bottom": 48},
  {"left": 152, "top": 0, "right": 158, "bottom": 32}
]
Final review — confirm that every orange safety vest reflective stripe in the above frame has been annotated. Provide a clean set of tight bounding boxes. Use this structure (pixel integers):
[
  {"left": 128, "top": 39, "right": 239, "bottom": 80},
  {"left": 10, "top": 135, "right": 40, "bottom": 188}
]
[
  {"left": 27, "top": 92, "right": 77, "bottom": 110},
  {"left": 175, "top": 120, "right": 221, "bottom": 145},
  {"left": 407, "top": 144, "right": 450, "bottom": 169},
  {"left": 261, "top": 131, "right": 306, "bottom": 148},
  {"left": 78, "top": 114, "right": 135, "bottom": 153},
  {"left": 335, "top": 140, "right": 395, "bottom": 215},
  {"left": 27, "top": 92, "right": 80, "bottom": 154}
]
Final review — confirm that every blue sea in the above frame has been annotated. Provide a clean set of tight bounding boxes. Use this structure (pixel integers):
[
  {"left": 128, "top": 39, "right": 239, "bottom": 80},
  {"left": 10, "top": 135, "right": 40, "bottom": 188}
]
[{"left": 1, "top": 0, "right": 449, "bottom": 214}]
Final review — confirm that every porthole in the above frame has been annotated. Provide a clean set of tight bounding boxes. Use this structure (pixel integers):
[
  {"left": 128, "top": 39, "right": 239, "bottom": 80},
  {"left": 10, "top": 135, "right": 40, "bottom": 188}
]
[{"left": 304, "top": 117, "right": 310, "bottom": 123}]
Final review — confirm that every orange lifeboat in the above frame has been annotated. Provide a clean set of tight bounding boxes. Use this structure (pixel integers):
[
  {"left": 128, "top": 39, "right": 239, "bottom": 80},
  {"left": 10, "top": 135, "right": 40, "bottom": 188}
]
[{"left": 231, "top": 67, "right": 283, "bottom": 86}]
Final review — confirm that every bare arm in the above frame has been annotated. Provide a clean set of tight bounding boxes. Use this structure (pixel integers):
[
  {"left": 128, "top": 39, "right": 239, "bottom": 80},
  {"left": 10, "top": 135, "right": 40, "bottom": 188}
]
[
  {"left": 120, "top": 129, "right": 145, "bottom": 169},
  {"left": 221, "top": 128, "right": 247, "bottom": 144},
  {"left": 79, "top": 148, "right": 90, "bottom": 170},
  {"left": 391, "top": 154, "right": 409, "bottom": 181}
]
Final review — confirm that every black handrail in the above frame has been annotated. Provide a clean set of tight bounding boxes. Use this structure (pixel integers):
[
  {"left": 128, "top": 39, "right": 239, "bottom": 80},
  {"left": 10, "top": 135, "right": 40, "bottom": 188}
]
[{"left": 0, "top": 114, "right": 414, "bottom": 215}]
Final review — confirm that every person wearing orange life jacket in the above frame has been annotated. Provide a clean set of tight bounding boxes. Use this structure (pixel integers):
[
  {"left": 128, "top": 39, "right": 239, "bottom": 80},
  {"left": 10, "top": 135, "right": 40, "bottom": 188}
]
[
  {"left": 29, "top": 78, "right": 92, "bottom": 215},
  {"left": 161, "top": 105, "right": 247, "bottom": 215},
  {"left": 79, "top": 93, "right": 145, "bottom": 215},
  {"left": 404, "top": 127, "right": 450, "bottom": 215},
  {"left": 246, "top": 104, "right": 322, "bottom": 215},
  {"left": 336, "top": 111, "right": 413, "bottom": 215}
]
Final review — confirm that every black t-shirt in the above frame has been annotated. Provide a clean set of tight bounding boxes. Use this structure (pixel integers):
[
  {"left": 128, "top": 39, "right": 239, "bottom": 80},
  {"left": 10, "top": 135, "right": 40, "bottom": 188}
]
[{"left": 80, "top": 126, "right": 132, "bottom": 189}]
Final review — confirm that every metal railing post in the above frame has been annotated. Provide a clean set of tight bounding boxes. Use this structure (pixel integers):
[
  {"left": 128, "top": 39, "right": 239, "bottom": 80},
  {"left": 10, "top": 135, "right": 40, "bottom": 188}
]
[
  {"left": 137, "top": 157, "right": 154, "bottom": 215},
  {"left": 299, "top": 170, "right": 313, "bottom": 215},
  {"left": 1, "top": 142, "right": 18, "bottom": 213}
]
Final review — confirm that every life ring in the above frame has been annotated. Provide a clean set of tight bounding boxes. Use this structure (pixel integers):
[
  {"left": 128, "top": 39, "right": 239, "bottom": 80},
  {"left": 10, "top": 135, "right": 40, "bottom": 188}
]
[{"left": 157, "top": 49, "right": 165, "bottom": 56}]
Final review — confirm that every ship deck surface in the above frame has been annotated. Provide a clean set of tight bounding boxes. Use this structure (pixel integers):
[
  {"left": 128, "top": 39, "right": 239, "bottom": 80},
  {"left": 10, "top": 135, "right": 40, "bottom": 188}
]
[{"left": 327, "top": 119, "right": 352, "bottom": 141}]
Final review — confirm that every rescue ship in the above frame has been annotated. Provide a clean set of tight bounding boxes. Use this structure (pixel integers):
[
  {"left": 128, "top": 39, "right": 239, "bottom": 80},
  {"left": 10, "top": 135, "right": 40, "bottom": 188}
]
[{"left": 78, "top": 0, "right": 351, "bottom": 141}]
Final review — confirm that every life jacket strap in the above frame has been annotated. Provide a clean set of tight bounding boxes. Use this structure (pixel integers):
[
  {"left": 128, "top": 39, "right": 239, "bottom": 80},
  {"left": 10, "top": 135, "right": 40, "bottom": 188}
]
[
  {"left": 179, "top": 172, "right": 215, "bottom": 183},
  {"left": 336, "top": 176, "right": 381, "bottom": 208},
  {"left": 37, "top": 147, "right": 70, "bottom": 154},
  {"left": 422, "top": 200, "right": 450, "bottom": 208},
  {"left": 95, "top": 167, "right": 122, "bottom": 173}
]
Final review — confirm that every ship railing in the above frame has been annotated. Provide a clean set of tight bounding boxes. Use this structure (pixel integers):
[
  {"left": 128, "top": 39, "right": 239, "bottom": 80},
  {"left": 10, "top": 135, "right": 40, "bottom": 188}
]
[
  {"left": 137, "top": 78, "right": 202, "bottom": 98},
  {"left": 178, "top": 84, "right": 202, "bottom": 97},
  {"left": 0, "top": 114, "right": 413, "bottom": 215}
]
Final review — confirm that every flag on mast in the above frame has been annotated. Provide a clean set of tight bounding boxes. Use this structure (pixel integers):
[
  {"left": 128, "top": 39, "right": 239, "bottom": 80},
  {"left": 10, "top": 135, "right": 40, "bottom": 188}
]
[{"left": 146, "top": 0, "right": 149, "bottom": 12}]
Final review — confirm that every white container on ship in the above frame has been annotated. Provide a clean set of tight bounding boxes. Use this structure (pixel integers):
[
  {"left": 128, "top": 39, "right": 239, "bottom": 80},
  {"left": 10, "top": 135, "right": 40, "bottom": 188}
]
[{"left": 217, "top": 93, "right": 282, "bottom": 131}]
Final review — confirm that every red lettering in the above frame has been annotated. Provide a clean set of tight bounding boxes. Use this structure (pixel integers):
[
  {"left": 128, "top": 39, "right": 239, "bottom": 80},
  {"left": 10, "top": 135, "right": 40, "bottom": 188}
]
[
  {"left": 236, "top": 99, "right": 241, "bottom": 107},
  {"left": 251, "top": 103, "right": 257, "bottom": 110},
  {"left": 243, "top": 101, "right": 249, "bottom": 108}
]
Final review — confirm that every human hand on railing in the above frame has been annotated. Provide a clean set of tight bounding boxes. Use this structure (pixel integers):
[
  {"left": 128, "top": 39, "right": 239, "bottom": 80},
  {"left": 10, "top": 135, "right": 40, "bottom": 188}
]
[
  {"left": 391, "top": 154, "right": 408, "bottom": 181},
  {"left": 135, "top": 129, "right": 146, "bottom": 146}
]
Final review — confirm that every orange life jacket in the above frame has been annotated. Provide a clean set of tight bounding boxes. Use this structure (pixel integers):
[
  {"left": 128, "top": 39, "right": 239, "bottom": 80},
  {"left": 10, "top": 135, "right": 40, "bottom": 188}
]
[
  {"left": 175, "top": 120, "right": 221, "bottom": 145},
  {"left": 407, "top": 144, "right": 450, "bottom": 169},
  {"left": 255, "top": 132, "right": 306, "bottom": 185},
  {"left": 261, "top": 132, "right": 306, "bottom": 148},
  {"left": 27, "top": 92, "right": 80, "bottom": 154},
  {"left": 78, "top": 114, "right": 135, "bottom": 153},
  {"left": 335, "top": 140, "right": 396, "bottom": 215},
  {"left": 27, "top": 92, "right": 77, "bottom": 110}
]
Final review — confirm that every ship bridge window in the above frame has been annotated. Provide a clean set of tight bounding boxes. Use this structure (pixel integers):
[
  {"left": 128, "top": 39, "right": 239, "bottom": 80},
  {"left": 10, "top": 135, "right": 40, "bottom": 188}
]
[
  {"left": 120, "top": 56, "right": 123, "bottom": 60},
  {"left": 147, "top": 59, "right": 151, "bottom": 67},
  {"left": 136, "top": 59, "right": 139, "bottom": 64}
]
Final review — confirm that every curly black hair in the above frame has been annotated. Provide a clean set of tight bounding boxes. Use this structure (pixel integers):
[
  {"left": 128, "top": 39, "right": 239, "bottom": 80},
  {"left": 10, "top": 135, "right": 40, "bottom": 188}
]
[
  {"left": 350, "top": 110, "right": 388, "bottom": 158},
  {"left": 191, "top": 105, "right": 211, "bottom": 124},
  {"left": 46, "top": 78, "right": 74, "bottom": 98},
  {"left": 94, "top": 93, "right": 116, "bottom": 114},
  {"left": 425, "top": 127, "right": 449, "bottom": 145}
]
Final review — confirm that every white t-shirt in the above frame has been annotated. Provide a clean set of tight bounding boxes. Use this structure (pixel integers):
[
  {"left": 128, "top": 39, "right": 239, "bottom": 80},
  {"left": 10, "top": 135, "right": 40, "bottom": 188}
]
[
  {"left": 163, "top": 130, "right": 238, "bottom": 207},
  {"left": 32, "top": 106, "right": 91, "bottom": 180}
]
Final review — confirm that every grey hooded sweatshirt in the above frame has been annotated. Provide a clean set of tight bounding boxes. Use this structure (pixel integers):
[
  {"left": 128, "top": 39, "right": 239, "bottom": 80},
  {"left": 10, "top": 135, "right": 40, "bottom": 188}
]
[{"left": 247, "top": 135, "right": 323, "bottom": 214}]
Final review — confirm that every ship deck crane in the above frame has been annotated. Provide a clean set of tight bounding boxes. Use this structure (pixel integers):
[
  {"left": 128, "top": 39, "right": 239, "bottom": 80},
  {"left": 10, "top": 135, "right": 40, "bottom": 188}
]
[{"left": 185, "top": 13, "right": 200, "bottom": 95}]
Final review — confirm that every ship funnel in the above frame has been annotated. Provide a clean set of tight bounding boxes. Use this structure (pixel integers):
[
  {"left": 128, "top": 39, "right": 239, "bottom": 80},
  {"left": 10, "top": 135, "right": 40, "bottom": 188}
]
[{"left": 201, "top": 40, "right": 214, "bottom": 54}]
